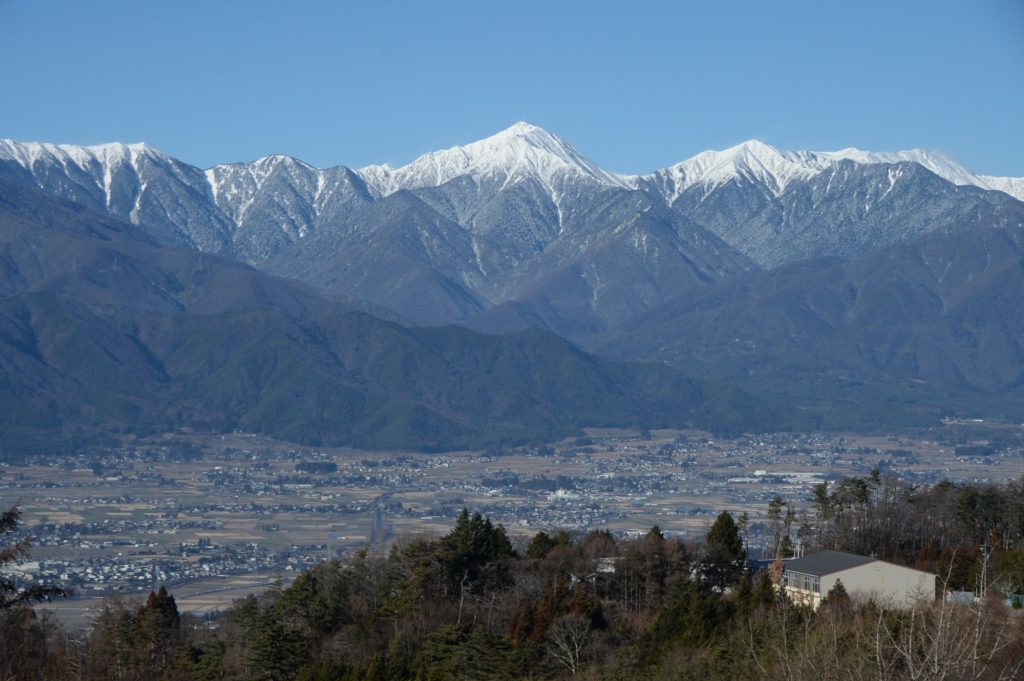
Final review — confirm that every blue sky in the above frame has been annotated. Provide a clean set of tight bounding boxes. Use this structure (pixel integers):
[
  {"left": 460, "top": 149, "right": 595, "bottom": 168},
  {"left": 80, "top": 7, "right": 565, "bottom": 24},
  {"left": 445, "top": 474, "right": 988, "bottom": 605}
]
[{"left": 1, "top": 1, "right": 1021, "bottom": 175}]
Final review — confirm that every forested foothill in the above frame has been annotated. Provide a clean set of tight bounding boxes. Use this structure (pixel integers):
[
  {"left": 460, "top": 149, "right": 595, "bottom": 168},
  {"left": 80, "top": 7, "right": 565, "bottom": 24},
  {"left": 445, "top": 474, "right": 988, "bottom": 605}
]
[{"left": 3, "top": 473, "right": 1024, "bottom": 680}]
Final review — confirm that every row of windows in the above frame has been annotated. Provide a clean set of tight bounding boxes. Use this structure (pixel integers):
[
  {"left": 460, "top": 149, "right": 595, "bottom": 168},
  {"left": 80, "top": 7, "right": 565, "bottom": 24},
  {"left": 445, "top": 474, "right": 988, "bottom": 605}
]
[{"left": 784, "top": 571, "right": 820, "bottom": 593}]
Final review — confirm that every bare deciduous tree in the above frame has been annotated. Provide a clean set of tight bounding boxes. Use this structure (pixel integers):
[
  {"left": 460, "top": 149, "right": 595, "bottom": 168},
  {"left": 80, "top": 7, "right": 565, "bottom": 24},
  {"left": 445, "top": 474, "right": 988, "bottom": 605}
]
[
  {"left": 873, "top": 548, "right": 1023, "bottom": 681},
  {"left": 547, "top": 613, "right": 590, "bottom": 676}
]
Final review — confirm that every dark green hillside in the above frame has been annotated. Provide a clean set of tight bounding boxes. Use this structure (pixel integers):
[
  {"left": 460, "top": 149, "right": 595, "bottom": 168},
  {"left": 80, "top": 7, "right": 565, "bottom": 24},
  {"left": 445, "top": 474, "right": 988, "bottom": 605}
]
[
  {"left": 602, "top": 222, "right": 1024, "bottom": 428},
  {"left": 0, "top": 182, "right": 776, "bottom": 456},
  {"left": 0, "top": 296, "right": 776, "bottom": 454}
]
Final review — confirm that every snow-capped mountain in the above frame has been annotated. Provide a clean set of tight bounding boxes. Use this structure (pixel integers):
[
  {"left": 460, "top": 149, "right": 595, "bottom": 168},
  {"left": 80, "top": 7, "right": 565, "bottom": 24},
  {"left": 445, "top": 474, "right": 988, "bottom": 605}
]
[
  {"left": 629, "top": 139, "right": 1024, "bottom": 267},
  {"left": 3, "top": 126, "right": 1021, "bottom": 253},
  {"left": 636, "top": 139, "right": 1024, "bottom": 204},
  {"left": 357, "top": 121, "right": 631, "bottom": 197},
  {"left": 680, "top": 159, "right": 1024, "bottom": 268},
  {"left": 636, "top": 140, "right": 823, "bottom": 201},
  {"left": 1, "top": 124, "right": 1022, "bottom": 333},
  {"left": 0, "top": 138, "right": 234, "bottom": 252}
]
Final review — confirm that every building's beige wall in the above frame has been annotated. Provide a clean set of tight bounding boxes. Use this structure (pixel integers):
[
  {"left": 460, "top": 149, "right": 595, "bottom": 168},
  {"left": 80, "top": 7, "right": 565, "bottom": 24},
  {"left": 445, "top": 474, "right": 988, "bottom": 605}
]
[
  {"left": 821, "top": 561, "right": 935, "bottom": 608},
  {"left": 783, "top": 584, "right": 820, "bottom": 609}
]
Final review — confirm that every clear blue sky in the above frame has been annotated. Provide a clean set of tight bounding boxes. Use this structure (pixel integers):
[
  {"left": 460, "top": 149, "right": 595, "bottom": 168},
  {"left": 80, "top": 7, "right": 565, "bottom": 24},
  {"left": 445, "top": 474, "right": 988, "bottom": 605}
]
[{"left": 1, "top": 0, "right": 1022, "bottom": 176}]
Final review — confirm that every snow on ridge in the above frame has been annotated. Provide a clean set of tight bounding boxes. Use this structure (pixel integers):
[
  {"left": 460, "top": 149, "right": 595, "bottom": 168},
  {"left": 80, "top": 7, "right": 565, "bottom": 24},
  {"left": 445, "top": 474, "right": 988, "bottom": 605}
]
[
  {"left": 638, "top": 140, "right": 825, "bottom": 202},
  {"left": 978, "top": 175, "right": 1024, "bottom": 202},
  {"left": 637, "top": 139, "right": 1024, "bottom": 203},
  {"left": 208, "top": 153, "right": 318, "bottom": 189},
  {"left": 0, "top": 139, "right": 167, "bottom": 167},
  {"left": 804, "top": 147, "right": 984, "bottom": 188},
  {"left": 354, "top": 163, "right": 398, "bottom": 197},
  {"left": 808, "top": 148, "right": 1024, "bottom": 201},
  {"left": 354, "top": 121, "right": 632, "bottom": 197},
  {"left": 0, "top": 139, "right": 174, "bottom": 211},
  {"left": 204, "top": 167, "right": 221, "bottom": 205},
  {"left": 2, "top": 128, "right": 1021, "bottom": 213}
]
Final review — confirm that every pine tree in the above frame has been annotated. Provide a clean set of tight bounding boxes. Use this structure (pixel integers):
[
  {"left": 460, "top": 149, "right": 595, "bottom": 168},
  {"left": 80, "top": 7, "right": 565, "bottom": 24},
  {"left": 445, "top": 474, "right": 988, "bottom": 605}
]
[
  {"left": 248, "top": 606, "right": 304, "bottom": 681},
  {"left": 734, "top": 574, "right": 754, "bottom": 616},
  {"left": 439, "top": 509, "right": 513, "bottom": 594},
  {"left": 703, "top": 511, "right": 747, "bottom": 589}
]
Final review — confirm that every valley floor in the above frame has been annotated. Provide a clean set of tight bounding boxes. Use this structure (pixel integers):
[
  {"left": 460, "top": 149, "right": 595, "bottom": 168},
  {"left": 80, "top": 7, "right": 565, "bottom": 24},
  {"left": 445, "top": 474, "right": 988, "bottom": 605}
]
[{"left": 2, "top": 424, "right": 1020, "bottom": 626}]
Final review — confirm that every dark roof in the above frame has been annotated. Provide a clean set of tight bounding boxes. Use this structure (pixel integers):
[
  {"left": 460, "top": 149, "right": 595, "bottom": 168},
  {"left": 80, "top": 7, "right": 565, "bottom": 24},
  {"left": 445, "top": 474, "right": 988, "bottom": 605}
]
[{"left": 783, "top": 550, "right": 876, "bottom": 576}]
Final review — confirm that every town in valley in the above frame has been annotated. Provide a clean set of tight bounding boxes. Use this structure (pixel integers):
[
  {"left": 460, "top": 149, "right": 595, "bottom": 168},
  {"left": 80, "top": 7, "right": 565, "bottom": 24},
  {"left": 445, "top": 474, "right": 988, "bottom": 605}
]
[{"left": 3, "top": 422, "right": 1018, "bottom": 625}]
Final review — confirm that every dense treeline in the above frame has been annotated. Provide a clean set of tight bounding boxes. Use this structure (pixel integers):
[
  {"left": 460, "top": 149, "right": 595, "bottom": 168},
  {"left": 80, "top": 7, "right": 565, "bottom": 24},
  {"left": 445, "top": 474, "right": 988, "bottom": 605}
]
[{"left": 3, "top": 475, "right": 1024, "bottom": 680}]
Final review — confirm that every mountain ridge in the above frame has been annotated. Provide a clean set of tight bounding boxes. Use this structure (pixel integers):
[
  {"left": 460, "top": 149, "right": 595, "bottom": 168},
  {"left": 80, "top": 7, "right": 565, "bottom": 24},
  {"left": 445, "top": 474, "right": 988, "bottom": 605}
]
[
  {"left": 2, "top": 125, "right": 1022, "bottom": 346},
  {"left": 3, "top": 126, "right": 1024, "bottom": 444},
  {"left": 0, "top": 178, "right": 779, "bottom": 456},
  {"left": 4, "top": 124, "right": 1021, "bottom": 210}
]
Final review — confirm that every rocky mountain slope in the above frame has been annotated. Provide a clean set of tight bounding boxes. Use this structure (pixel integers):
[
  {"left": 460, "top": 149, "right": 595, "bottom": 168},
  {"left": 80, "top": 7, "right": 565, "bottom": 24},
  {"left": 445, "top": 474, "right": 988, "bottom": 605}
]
[
  {"left": 0, "top": 179, "right": 773, "bottom": 456},
  {"left": 3, "top": 125, "right": 1023, "bottom": 438},
  {"left": 4, "top": 126, "right": 1020, "bottom": 336},
  {"left": 600, "top": 219, "right": 1024, "bottom": 428}
]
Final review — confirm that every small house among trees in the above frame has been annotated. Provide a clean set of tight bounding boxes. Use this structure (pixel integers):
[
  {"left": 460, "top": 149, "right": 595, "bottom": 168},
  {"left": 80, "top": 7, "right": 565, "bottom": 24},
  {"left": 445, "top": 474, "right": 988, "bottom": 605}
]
[{"left": 782, "top": 550, "right": 935, "bottom": 609}]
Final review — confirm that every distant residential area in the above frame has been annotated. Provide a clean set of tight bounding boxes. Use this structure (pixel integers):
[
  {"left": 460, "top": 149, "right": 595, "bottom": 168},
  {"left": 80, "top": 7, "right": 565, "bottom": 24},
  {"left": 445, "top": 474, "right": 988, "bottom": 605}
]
[{"left": 2, "top": 425, "right": 1019, "bottom": 614}]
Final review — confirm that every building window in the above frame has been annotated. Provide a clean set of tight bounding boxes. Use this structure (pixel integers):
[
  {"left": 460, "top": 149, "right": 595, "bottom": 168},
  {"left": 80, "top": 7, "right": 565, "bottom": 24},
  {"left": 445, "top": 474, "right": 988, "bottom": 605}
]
[{"left": 784, "top": 571, "right": 820, "bottom": 593}]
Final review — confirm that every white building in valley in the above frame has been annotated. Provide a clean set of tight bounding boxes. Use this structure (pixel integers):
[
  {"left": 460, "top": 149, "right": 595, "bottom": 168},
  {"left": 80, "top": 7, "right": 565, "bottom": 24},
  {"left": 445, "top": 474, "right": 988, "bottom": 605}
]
[{"left": 782, "top": 550, "right": 935, "bottom": 609}]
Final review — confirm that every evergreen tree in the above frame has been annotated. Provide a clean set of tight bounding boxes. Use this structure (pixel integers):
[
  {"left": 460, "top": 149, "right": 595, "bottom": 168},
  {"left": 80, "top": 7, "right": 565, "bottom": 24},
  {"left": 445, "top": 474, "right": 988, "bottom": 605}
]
[
  {"left": 133, "top": 586, "right": 181, "bottom": 672},
  {"left": 767, "top": 496, "right": 785, "bottom": 559},
  {"left": 703, "top": 511, "right": 747, "bottom": 589},
  {"left": 820, "top": 578, "right": 851, "bottom": 613},
  {"left": 753, "top": 571, "right": 778, "bottom": 607},
  {"left": 0, "top": 505, "right": 71, "bottom": 681},
  {"left": 188, "top": 638, "right": 227, "bottom": 681},
  {"left": 734, "top": 574, "right": 754, "bottom": 616},
  {"left": 439, "top": 509, "right": 513, "bottom": 593},
  {"left": 0, "top": 504, "right": 68, "bottom": 609},
  {"left": 248, "top": 606, "right": 304, "bottom": 681},
  {"left": 526, "top": 531, "right": 557, "bottom": 560},
  {"left": 779, "top": 534, "right": 795, "bottom": 559}
]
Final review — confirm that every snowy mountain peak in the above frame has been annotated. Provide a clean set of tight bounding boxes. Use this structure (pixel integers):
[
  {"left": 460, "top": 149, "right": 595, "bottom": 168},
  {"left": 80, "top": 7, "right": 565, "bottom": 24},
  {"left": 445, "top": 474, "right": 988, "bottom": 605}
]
[
  {"left": 356, "top": 122, "right": 630, "bottom": 196},
  {"left": 489, "top": 120, "right": 548, "bottom": 140},
  {"left": 978, "top": 175, "right": 1024, "bottom": 202},
  {"left": 714, "top": 139, "right": 795, "bottom": 176},
  {"left": 728, "top": 138, "right": 784, "bottom": 156},
  {"left": 249, "top": 153, "right": 315, "bottom": 169},
  {"left": 641, "top": 139, "right": 817, "bottom": 202}
]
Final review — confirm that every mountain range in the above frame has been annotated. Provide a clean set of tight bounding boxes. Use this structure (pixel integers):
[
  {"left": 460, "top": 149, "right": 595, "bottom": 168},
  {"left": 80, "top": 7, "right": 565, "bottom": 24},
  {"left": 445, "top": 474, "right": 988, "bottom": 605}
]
[
  {"left": 0, "top": 177, "right": 776, "bottom": 457},
  {"left": 1, "top": 123, "right": 1022, "bottom": 451},
  {"left": 2, "top": 125, "right": 1021, "bottom": 334}
]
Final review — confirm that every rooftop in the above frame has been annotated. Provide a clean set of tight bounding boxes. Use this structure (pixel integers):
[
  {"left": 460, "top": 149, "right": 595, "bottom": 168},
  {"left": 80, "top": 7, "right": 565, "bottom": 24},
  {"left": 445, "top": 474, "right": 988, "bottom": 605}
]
[{"left": 784, "top": 550, "right": 876, "bottom": 577}]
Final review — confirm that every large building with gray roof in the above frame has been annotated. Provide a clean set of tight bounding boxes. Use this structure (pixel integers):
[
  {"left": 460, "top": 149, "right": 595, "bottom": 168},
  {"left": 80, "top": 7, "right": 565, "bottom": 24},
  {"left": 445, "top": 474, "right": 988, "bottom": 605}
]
[{"left": 782, "top": 550, "right": 935, "bottom": 609}]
